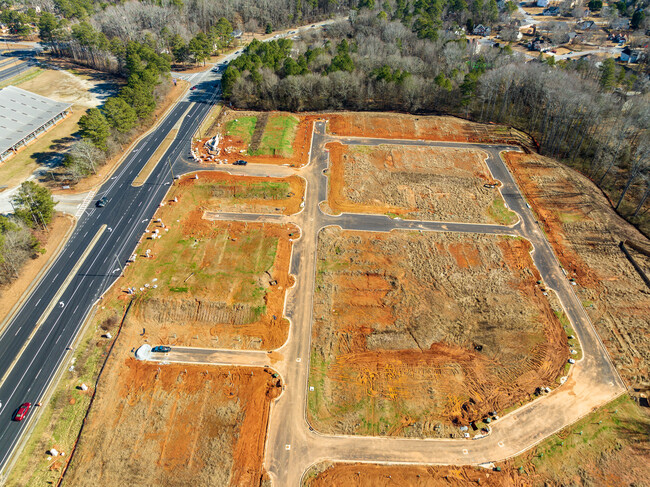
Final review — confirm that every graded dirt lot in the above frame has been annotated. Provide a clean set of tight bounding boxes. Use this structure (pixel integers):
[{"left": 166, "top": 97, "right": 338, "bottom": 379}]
[
  {"left": 118, "top": 173, "right": 298, "bottom": 350},
  {"left": 303, "top": 462, "right": 526, "bottom": 486},
  {"left": 61, "top": 337, "right": 280, "bottom": 487},
  {"left": 176, "top": 171, "right": 305, "bottom": 215},
  {"left": 503, "top": 152, "right": 650, "bottom": 388},
  {"left": 327, "top": 112, "right": 534, "bottom": 148},
  {"left": 194, "top": 108, "right": 315, "bottom": 167},
  {"left": 326, "top": 143, "right": 516, "bottom": 224},
  {"left": 308, "top": 228, "right": 567, "bottom": 437}
]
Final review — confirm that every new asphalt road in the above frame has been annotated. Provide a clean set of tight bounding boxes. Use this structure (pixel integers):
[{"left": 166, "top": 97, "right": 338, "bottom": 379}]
[{"left": 0, "top": 71, "right": 221, "bottom": 476}]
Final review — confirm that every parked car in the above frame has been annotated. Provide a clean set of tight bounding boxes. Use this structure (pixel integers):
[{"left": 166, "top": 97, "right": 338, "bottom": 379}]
[
  {"left": 96, "top": 196, "right": 108, "bottom": 207},
  {"left": 190, "top": 85, "right": 197, "bottom": 90},
  {"left": 14, "top": 402, "right": 31, "bottom": 421},
  {"left": 233, "top": 160, "right": 248, "bottom": 166},
  {"left": 152, "top": 346, "right": 171, "bottom": 353}
]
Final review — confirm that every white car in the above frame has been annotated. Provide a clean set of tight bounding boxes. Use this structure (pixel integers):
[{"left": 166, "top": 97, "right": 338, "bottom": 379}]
[{"left": 568, "top": 358, "right": 576, "bottom": 364}]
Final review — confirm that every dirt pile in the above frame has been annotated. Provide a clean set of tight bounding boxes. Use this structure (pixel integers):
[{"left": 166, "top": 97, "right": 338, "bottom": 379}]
[
  {"left": 308, "top": 228, "right": 567, "bottom": 437},
  {"left": 304, "top": 462, "right": 528, "bottom": 487},
  {"left": 327, "top": 143, "right": 514, "bottom": 224},
  {"left": 326, "top": 112, "right": 535, "bottom": 149},
  {"left": 62, "top": 336, "right": 279, "bottom": 487},
  {"left": 503, "top": 151, "right": 650, "bottom": 387}
]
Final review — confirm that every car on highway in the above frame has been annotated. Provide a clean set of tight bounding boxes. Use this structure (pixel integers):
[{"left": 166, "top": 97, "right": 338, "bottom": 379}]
[
  {"left": 96, "top": 196, "right": 108, "bottom": 207},
  {"left": 13, "top": 402, "right": 31, "bottom": 421},
  {"left": 233, "top": 160, "right": 248, "bottom": 166},
  {"left": 151, "top": 346, "right": 171, "bottom": 353},
  {"left": 190, "top": 85, "right": 197, "bottom": 90}
]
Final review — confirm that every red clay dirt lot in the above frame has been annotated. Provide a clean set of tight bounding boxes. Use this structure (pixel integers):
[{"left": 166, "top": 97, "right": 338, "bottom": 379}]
[
  {"left": 303, "top": 462, "right": 527, "bottom": 487},
  {"left": 326, "top": 143, "right": 516, "bottom": 224},
  {"left": 326, "top": 112, "right": 535, "bottom": 148},
  {"left": 503, "top": 152, "right": 650, "bottom": 388},
  {"left": 308, "top": 228, "right": 568, "bottom": 438},
  {"left": 61, "top": 336, "right": 280, "bottom": 487},
  {"left": 59, "top": 170, "right": 302, "bottom": 486},
  {"left": 116, "top": 172, "right": 301, "bottom": 350}
]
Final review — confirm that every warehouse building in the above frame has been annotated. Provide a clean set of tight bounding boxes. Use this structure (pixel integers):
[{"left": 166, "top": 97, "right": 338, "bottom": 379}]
[{"left": 0, "top": 85, "right": 72, "bottom": 162}]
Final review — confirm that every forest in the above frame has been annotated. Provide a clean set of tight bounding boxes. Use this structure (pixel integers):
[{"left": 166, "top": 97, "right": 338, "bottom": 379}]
[{"left": 221, "top": 12, "right": 649, "bottom": 232}]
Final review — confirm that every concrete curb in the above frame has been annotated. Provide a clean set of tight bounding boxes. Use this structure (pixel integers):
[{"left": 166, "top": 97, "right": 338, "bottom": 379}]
[{"left": 0, "top": 213, "right": 76, "bottom": 338}]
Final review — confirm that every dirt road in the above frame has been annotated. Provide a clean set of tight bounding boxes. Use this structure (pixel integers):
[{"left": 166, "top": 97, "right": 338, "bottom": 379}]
[{"left": 149, "top": 122, "right": 625, "bottom": 485}]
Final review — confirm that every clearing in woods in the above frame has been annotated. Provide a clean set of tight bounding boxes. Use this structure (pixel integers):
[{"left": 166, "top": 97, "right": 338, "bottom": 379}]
[
  {"left": 308, "top": 227, "right": 568, "bottom": 437},
  {"left": 326, "top": 143, "right": 517, "bottom": 224},
  {"left": 121, "top": 172, "right": 300, "bottom": 350}
]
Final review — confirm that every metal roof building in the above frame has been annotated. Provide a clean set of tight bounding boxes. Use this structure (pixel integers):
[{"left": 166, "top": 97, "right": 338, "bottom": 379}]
[{"left": 0, "top": 85, "right": 72, "bottom": 162}]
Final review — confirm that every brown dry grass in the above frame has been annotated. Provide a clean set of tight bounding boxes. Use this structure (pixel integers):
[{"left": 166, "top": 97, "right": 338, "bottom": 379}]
[
  {"left": 113, "top": 172, "right": 299, "bottom": 350},
  {"left": 176, "top": 171, "right": 305, "bottom": 215},
  {"left": 503, "top": 151, "right": 650, "bottom": 388},
  {"left": 308, "top": 228, "right": 567, "bottom": 437},
  {"left": 327, "top": 143, "right": 515, "bottom": 224},
  {"left": 326, "top": 112, "right": 534, "bottom": 148}
]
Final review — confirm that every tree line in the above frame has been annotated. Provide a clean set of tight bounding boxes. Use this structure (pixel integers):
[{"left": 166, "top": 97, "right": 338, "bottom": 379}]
[
  {"left": 0, "top": 182, "right": 57, "bottom": 286},
  {"left": 224, "top": 12, "right": 650, "bottom": 234},
  {"left": 62, "top": 40, "right": 173, "bottom": 182}
]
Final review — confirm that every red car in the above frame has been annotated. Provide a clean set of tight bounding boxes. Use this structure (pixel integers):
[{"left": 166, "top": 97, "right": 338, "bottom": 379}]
[
  {"left": 14, "top": 402, "right": 31, "bottom": 421},
  {"left": 190, "top": 86, "right": 197, "bottom": 91}
]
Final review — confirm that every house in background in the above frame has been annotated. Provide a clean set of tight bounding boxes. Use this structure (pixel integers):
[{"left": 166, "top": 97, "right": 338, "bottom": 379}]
[
  {"left": 620, "top": 46, "right": 640, "bottom": 63},
  {"left": 473, "top": 24, "right": 491, "bottom": 36}
]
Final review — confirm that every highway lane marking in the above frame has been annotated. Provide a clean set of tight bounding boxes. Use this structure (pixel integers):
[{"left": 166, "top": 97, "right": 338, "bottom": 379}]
[
  {"left": 0, "top": 225, "right": 107, "bottom": 390},
  {"left": 0, "top": 99, "right": 202, "bottom": 469},
  {"left": 131, "top": 102, "right": 195, "bottom": 188},
  {"left": 14, "top": 326, "right": 21, "bottom": 336},
  {"left": 1, "top": 99, "right": 213, "bottom": 461},
  {"left": 0, "top": 218, "right": 122, "bottom": 466}
]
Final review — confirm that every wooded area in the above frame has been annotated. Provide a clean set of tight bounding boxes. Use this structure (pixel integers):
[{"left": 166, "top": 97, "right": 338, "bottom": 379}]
[{"left": 1, "top": 0, "right": 649, "bottom": 230}]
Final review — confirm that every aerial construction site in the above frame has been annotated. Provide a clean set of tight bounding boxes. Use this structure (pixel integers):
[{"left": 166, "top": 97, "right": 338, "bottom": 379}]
[{"left": 9, "top": 109, "right": 648, "bottom": 487}]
